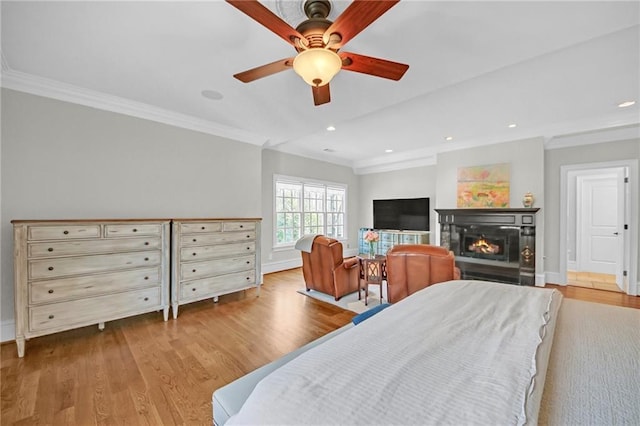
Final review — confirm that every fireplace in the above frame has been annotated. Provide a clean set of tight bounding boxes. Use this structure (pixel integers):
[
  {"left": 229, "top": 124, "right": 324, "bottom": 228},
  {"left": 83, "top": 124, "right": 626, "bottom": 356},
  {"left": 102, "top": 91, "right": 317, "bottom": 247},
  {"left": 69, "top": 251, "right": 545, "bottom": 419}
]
[{"left": 436, "top": 208, "right": 539, "bottom": 285}]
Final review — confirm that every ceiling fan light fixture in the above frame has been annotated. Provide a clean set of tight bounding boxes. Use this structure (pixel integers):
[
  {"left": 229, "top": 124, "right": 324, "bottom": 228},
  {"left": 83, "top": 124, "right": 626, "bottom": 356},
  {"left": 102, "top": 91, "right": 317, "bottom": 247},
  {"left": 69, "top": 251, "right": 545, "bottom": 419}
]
[{"left": 293, "top": 48, "right": 342, "bottom": 87}]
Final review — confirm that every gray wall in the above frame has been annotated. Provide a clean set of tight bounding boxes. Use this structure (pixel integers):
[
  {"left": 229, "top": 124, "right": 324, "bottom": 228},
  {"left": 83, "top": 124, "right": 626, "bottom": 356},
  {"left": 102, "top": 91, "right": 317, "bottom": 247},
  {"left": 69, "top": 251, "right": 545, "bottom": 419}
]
[
  {"left": 261, "top": 149, "right": 360, "bottom": 272},
  {"left": 1, "top": 89, "right": 262, "bottom": 339},
  {"left": 357, "top": 165, "right": 438, "bottom": 236},
  {"left": 544, "top": 139, "right": 640, "bottom": 279},
  {"left": 435, "top": 138, "right": 546, "bottom": 282}
]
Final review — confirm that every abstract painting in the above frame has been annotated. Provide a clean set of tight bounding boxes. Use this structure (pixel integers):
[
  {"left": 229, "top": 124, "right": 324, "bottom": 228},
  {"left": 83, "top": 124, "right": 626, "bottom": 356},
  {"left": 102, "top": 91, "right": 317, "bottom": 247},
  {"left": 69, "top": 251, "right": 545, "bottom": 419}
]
[{"left": 457, "top": 163, "right": 510, "bottom": 208}]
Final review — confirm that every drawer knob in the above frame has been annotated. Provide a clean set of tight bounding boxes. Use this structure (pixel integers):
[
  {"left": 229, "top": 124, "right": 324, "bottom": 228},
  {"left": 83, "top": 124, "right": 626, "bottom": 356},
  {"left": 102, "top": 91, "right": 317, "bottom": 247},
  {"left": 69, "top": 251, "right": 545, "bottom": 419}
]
[
  {"left": 48, "top": 289, "right": 54, "bottom": 294},
  {"left": 133, "top": 228, "right": 138, "bottom": 232},
  {"left": 144, "top": 297, "right": 149, "bottom": 301},
  {"left": 246, "top": 261, "right": 250, "bottom": 264},
  {"left": 193, "top": 238, "right": 197, "bottom": 242},
  {"left": 144, "top": 242, "right": 149, "bottom": 246},
  {"left": 240, "top": 225, "right": 244, "bottom": 228},
  {"left": 192, "top": 288, "right": 196, "bottom": 291},
  {"left": 48, "top": 266, "right": 54, "bottom": 271},
  {"left": 144, "top": 276, "right": 149, "bottom": 280},
  {"left": 48, "top": 315, "right": 54, "bottom": 319},
  {"left": 192, "top": 269, "right": 196, "bottom": 273},
  {"left": 63, "top": 230, "right": 69, "bottom": 235},
  {"left": 144, "top": 257, "right": 149, "bottom": 261},
  {"left": 246, "top": 235, "right": 250, "bottom": 238},
  {"left": 201, "top": 226, "right": 206, "bottom": 230},
  {"left": 48, "top": 247, "right": 54, "bottom": 252},
  {"left": 246, "top": 277, "right": 250, "bottom": 280},
  {"left": 247, "top": 247, "right": 250, "bottom": 250}
]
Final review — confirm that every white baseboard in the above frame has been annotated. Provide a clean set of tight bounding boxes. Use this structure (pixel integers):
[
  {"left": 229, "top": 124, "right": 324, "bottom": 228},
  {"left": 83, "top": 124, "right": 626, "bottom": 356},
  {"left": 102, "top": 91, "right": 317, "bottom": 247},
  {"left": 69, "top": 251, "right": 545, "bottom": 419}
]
[
  {"left": 261, "top": 258, "right": 302, "bottom": 274},
  {"left": 545, "top": 271, "right": 565, "bottom": 285},
  {"left": 535, "top": 273, "right": 546, "bottom": 287},
  {"left": 1, "top": 320, "right": 15, "bottom": 343}
]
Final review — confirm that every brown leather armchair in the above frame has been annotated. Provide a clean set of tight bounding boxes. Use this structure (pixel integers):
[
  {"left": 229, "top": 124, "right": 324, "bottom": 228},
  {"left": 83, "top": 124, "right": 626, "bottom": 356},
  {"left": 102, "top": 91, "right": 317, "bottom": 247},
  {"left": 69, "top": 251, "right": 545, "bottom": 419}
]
[
  {"left": 300, "top": 236, "right": 360, "bottom": 300},
  {"left": 385, "top": 244, "right": 461, "bottom": 303}
]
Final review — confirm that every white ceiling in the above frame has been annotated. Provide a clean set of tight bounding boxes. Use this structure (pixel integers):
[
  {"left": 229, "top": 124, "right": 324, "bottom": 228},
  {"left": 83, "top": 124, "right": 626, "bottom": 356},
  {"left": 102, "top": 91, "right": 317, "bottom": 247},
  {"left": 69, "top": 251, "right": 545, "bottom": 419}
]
[{"left": 2, "top": 1, "right": 639, "bottom": 173}]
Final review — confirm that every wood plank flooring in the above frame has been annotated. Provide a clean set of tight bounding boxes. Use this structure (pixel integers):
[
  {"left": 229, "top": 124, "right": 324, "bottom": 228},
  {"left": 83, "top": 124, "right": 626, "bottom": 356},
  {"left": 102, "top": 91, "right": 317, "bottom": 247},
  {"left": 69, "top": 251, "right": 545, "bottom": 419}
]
[{"left": 1, "top": 268, "right": 638, "bottom": 425}]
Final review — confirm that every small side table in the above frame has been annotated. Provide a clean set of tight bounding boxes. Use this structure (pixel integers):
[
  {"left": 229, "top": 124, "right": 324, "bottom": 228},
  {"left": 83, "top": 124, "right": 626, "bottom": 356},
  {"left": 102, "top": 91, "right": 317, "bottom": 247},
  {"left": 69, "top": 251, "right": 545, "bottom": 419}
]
[{"left": 358, "top": 255, "right": 386, "bottom": 306}]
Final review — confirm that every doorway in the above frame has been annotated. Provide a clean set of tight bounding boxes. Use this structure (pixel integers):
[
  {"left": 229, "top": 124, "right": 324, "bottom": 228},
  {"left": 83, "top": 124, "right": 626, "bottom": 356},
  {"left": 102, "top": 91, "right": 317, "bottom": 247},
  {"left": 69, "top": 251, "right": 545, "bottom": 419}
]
[{"left": 560, "top": 160, "right": 638, "bottom": 296}]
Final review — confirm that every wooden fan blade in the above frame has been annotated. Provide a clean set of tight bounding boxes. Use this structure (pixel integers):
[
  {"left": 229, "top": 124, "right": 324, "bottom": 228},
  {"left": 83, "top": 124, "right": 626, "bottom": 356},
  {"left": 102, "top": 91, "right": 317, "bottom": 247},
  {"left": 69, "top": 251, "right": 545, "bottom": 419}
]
[
  {"left": 323, "top": 0, "right": 399, "bottom": 49},
  {"left": 339, "top": 51, "right": 409, "bottom": 80},
  {"left": 233, "top": 58, "right": 294, "bottom": 83},
  {"left": 226, "top": 0, "right": 306, "bottom": 47},
  {"left": 312, "top": 84, "right": 331, "bottom": 106}
]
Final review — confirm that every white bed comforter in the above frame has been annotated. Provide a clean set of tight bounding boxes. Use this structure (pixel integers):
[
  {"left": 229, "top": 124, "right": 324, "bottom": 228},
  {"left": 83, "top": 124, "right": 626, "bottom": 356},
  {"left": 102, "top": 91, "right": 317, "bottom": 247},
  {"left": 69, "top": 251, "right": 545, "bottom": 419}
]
[{"left": 228, "top": 280, "right": 562, "bottom": 426}]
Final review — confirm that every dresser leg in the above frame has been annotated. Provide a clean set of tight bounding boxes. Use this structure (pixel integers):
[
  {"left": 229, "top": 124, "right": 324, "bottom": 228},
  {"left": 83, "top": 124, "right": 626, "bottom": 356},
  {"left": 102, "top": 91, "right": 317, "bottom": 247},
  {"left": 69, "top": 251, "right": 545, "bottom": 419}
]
[
  {"left": 213, "top": 296, "right": 219, "bottom": 303},
  {"left": 98, "top": 322, "right": 105, "bottom": 331},
  {"left": 16, "top": 337, "right": 25, "bottom": 358},
  {"left": 163, "top": 307, "right": 169, "bottom": 321},
  {"left": 172, "top": 303, "right": 178, "bottom": 319}
]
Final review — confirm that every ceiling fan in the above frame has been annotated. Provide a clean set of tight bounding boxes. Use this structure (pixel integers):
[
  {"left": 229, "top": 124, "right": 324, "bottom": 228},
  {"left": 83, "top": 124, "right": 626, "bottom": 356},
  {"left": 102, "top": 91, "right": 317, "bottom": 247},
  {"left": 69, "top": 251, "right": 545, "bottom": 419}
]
[{"left": 227, "top": 0, "right": 409, "bottom": 106}]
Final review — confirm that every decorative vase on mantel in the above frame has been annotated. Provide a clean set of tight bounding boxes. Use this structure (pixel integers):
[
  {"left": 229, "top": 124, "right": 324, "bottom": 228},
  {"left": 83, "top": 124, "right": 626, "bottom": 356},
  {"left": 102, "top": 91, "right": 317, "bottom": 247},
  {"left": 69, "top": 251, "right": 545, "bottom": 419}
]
[{"left": 522, "top": 192, "right": 534, "bottom": 208}]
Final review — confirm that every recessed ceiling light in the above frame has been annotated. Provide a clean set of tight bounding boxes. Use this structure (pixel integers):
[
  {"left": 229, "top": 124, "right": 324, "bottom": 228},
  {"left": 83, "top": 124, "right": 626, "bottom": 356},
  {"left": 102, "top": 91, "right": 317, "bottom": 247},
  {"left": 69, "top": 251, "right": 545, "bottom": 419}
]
[
  {"left": 201, "top": 90, "right": 223, "bottom": 100},
  {"left": 445, "top": 136, "right": 453, "bottom": 141},
  {"left": 618, "top": 100, "right": 636, "bottom": 108},
  {"left": 326, "top": 125, "right": 336, "bottom": 131},
  {"left": 508, "top": 123, "right": 517, "bottom": 128},
  {"left": 385, "top": 149, "right": 393, "bottom": 153}
]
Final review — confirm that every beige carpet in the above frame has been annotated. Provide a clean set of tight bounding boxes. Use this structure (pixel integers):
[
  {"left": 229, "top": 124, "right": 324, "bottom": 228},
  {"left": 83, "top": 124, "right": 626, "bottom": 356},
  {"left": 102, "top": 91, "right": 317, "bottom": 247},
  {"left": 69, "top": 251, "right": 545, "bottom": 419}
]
[
  {"left": 539, "top": 299, "right": 640, "bottom": 425},
  {"left": 297, "top": 284, "right": 387, "bottom": 314}
]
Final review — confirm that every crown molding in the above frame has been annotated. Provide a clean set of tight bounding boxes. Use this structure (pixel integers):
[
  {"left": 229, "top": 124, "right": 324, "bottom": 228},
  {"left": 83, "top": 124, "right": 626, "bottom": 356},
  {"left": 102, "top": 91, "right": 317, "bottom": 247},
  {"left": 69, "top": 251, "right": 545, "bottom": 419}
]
[
  {"left": 0, "top": 70, "right": 268, "bottom": 146},
  {"left": 545, "top": 122, "right": 640, "bottom": 150}
]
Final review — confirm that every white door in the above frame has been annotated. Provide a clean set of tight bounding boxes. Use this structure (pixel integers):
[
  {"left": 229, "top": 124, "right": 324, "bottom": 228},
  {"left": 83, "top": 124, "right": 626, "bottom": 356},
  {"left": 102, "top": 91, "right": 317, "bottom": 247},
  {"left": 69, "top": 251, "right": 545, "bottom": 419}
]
[{"left": 577, "top": 169, "right": 625, "bottom": 289}]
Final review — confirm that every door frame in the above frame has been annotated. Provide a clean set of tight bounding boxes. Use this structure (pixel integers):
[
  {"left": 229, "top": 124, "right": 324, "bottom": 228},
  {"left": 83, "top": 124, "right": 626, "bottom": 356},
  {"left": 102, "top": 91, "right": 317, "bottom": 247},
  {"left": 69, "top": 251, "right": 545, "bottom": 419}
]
[{"left": 559, "top": 159, "right": 638, "bottom": 295}]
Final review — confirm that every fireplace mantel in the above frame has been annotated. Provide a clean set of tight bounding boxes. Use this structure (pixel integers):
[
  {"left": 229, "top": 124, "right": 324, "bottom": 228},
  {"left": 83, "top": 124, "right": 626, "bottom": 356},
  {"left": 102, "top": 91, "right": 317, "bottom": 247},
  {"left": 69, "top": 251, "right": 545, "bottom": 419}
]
[
  {"left": 435, "top": 208, "right": 540, "bottom": 227},
  {"left": 435, "top": 208, "right": 540, "bottom": 285}
]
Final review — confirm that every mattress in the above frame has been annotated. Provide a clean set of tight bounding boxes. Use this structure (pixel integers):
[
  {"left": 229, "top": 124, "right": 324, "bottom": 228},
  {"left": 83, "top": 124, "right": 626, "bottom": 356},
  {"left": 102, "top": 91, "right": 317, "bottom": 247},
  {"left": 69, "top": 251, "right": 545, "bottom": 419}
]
[
  {"left": 224, "top": 280, "right": 562, "bottom": 425},
  {"left": 213, "top": 285, "right": 640, "bottom": 426}
]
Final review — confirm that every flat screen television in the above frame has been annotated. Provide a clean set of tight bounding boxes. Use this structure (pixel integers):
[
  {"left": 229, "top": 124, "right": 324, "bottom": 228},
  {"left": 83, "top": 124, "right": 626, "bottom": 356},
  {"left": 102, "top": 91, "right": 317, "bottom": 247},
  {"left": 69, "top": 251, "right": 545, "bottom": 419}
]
[{"left": 373, "top": 197, "right": 430, "bottom": 231}]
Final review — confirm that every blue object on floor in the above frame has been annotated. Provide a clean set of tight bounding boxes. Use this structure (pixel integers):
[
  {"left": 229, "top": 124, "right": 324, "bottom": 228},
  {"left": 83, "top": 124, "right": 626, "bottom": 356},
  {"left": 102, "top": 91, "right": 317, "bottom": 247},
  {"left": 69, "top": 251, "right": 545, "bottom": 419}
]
[{"left": 352, "top": 303, "right": 391, "bottom": 325}]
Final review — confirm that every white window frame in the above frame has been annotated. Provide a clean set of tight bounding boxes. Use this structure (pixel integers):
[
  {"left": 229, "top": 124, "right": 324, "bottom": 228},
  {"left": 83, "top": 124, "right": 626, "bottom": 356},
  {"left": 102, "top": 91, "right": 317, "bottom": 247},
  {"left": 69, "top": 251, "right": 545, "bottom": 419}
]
[{"left": 273, "top": 174, "right": 348, "bottom": 249}]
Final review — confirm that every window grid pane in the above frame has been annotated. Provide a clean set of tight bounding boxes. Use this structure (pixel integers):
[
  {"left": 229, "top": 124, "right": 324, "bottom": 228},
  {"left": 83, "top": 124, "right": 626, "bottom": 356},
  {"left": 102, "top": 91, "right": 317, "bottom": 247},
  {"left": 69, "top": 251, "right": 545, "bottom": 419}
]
[{"left": 275, "top": 179, "right": 346, "bottom": 245}]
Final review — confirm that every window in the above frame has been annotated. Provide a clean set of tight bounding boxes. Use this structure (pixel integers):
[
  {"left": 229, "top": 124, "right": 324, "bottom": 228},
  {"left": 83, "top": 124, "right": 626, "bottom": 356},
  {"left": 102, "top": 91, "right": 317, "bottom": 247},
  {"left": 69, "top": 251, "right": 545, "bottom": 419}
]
[{"left": 275, "top": 176, "right": 346, "bottom": 246}]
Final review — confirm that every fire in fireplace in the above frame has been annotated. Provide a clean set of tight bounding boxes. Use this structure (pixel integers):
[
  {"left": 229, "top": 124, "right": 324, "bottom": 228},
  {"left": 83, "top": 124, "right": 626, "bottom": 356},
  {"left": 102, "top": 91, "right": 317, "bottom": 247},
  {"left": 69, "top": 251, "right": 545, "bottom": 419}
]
[
  {"left": 460, "top": 226, "right": 520, "bottom": 262},
  {"left": 468, "top": 236, "right": 500, "bottom": 255}
]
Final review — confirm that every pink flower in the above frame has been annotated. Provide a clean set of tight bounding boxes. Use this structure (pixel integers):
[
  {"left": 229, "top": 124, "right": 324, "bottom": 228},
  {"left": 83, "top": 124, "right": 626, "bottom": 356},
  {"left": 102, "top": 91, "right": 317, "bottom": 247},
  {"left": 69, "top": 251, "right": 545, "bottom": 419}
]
[{"left": 364, "top": 230, "right": 379, "bottom": 243}]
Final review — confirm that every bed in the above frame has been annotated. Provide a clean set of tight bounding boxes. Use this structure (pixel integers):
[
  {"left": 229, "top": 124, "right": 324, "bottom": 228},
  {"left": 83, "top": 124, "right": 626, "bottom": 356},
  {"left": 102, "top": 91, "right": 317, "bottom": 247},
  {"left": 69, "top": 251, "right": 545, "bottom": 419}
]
[{"left": 213, "top": 280, "right": 640, "bottom": 425}]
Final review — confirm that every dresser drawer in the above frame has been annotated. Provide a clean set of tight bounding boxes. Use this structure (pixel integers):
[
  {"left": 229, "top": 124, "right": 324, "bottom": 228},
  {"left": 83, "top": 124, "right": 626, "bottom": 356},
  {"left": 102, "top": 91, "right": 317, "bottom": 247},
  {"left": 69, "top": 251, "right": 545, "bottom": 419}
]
[
  {"left": 29, "top": 267, "right": 160, "bottom": 304},
  {"left": 180, "top": 231, "right": 256, "bottom": 247},
  {"left": 179, "top": 222, "right": 222, "bottom": 234},
  {"left": 223, "top": 221, "right": 256, "bottom": 232},
  {"left": 105, "top": 224, "right": 162, "bottom": 237},
  {"left": 29, "top": 287, "right": 161, "bottom": 332},
  {"left": 180, "top": 255, "right": 255, "bottom": 280},
  {"left": 29, "top": 251, "right": 161, "bottom": 279},
  {"left": 28, "top": 225, "right": 101, "bottom": 241},
  {"left": 29, "top": 237, "right": 161, "bottom": 258},
  {"left": 180, "top": 270, "right": 256, "bottom": 302},
  {"left": 180, "top": 241, "right": 255, "bottom": 261}
]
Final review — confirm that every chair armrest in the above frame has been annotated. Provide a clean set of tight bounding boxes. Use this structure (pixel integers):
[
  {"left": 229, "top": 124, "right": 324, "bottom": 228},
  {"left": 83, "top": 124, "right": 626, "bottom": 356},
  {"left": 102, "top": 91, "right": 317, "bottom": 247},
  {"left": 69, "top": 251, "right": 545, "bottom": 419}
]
[
  {"left": 342, "top": 257, "right": 359, "bottom": 269},
  {"left": 453, "top": 267, "right": 461, "bottom": 280}
]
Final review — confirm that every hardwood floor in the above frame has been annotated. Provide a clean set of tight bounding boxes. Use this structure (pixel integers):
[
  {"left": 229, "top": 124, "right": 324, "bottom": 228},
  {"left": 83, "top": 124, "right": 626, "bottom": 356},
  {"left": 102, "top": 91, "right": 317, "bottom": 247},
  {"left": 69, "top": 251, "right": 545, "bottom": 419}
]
[{"left": 1, "top": 268, "right": 637, "bottom": 425}]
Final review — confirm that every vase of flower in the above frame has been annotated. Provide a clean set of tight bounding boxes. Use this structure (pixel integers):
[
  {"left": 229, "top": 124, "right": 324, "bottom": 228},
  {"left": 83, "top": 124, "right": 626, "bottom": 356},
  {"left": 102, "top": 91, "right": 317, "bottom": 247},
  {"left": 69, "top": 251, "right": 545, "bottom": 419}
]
[{"left": 364, "top": 230, "right": 379, "bottom": 258}]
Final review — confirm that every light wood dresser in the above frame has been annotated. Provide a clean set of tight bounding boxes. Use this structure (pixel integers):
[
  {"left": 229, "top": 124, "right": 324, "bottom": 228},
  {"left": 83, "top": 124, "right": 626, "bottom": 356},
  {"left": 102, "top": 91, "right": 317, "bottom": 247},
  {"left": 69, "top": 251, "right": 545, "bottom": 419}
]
[
  {"left": 171, "top": 218, "right": 262, "bottom": 318},
  {"left": 12, "top": 219, "right": 171, "bottom": 357}
]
